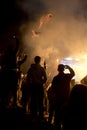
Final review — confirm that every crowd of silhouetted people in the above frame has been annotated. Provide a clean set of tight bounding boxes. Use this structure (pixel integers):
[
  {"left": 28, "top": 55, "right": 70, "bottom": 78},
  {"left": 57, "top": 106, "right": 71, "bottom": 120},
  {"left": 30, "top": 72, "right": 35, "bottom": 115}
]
[{"left": 0, "top": 35, "right": 87, "bottom": 130}]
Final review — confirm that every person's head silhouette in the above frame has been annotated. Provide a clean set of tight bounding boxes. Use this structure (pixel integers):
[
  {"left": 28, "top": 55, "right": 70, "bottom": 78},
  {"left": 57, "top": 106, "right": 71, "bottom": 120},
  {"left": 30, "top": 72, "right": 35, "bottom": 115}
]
[
  {"left": 58, "top": 64, "right": 65, "bottom": 72},
  {"left": 34, "top": 56, "right": 41, "bottom": 64}
]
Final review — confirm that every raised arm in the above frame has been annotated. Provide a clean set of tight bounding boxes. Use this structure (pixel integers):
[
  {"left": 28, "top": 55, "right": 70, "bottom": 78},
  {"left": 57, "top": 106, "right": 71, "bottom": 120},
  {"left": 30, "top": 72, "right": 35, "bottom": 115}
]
[
  {"left": 65, "top": 65, "right": 75, "bottom": 78},
  {"left": 18, "top": 54, "right": 27, "bottom": 66}
]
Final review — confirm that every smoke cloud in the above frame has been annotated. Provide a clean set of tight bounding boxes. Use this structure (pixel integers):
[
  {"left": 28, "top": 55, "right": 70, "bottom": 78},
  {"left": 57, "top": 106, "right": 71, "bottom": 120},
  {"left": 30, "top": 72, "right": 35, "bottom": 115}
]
[{"left": 17, "top": 0, "right": 87, "bottom": 82}]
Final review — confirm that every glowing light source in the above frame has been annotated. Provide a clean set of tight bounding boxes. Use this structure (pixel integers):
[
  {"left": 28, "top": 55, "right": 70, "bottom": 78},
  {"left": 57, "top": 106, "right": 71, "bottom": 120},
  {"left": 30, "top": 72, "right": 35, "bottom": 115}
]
[
  {"left": 64, "top": 57, "right": 73, "bottom": 61},
  {"left": 56, "top": 58, "right": 59, "bottom": 63},
  {"left": 75, "top": 58, "right": 80, "bottom": 61}
]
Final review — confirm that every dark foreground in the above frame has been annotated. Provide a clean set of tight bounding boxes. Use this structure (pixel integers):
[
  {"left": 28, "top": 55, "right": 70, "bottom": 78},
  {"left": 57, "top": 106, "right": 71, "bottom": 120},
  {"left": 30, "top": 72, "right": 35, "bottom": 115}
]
[{"left": 0, "top": 107, "right": 54, "bottom": 130}]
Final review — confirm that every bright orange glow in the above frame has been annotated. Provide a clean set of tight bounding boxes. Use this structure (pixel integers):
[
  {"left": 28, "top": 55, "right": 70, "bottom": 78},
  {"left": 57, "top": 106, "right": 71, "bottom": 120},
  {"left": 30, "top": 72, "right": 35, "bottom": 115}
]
[{"left": 20, "top": 10, "right": 87, "bottom": 84}]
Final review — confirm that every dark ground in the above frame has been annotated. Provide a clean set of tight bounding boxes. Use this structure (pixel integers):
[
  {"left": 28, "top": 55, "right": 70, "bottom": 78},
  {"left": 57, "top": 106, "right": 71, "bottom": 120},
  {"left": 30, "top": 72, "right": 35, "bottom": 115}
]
[{"left": 0, "top": 106, "right": 54, "bottom": 130}]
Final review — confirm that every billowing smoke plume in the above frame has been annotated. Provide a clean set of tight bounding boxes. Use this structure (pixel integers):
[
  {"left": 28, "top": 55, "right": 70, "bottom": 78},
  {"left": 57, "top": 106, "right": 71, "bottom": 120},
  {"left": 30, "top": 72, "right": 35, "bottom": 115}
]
[{"left": 17, "top": 0, "right": 87, "bottom": 82}]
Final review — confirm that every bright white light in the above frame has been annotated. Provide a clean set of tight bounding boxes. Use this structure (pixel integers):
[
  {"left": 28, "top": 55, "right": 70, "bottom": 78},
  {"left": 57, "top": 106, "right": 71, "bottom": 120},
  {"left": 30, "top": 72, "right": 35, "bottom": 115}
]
[
  {"left": 75, "top": 58, "right": 80, "bottom": 61},
  {"left": 64, "top": 57, "right": 73, "bottom": 61}
]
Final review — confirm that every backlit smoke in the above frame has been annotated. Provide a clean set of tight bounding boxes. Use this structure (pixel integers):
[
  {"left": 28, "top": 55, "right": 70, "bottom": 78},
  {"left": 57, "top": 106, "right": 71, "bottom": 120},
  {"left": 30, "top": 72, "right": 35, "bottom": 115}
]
[{"left": 17, "top": 0, "right": 87, "bottom": 82}]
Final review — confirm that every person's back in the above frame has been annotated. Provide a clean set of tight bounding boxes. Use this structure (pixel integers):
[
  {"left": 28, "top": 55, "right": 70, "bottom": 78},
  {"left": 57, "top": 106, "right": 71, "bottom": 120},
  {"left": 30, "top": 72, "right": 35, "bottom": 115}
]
[
  {"left": 49, "top": 64, "right": 75, "bottom": 130},
  {"left": 26, "top": 56, "right": 47, "bottom": 120},
  {"left": 52, "top": 64, "right": 75, "bottom": 102},
  {"left": 28, "top": 63, "right": 47, "bottom": 86}
]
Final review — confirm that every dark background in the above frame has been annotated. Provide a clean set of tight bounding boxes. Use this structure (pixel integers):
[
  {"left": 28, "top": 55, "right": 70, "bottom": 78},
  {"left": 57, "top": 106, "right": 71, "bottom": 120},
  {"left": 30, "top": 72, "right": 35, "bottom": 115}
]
[
  {"left": 0, "top": 0, "right": 46, "bottom": 47},
  {"left": 0, "top": 0, "right": 27, "bottom": 46}
]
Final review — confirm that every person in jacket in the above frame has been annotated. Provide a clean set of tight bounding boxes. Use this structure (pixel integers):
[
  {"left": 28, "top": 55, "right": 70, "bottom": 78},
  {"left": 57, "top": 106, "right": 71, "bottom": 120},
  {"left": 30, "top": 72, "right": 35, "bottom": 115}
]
[
  {"left": 48, "top": 64, "right": 75, "bottom": 130},
  {"left": 27, "top": 56, "right": 47, "bottom": 121}
]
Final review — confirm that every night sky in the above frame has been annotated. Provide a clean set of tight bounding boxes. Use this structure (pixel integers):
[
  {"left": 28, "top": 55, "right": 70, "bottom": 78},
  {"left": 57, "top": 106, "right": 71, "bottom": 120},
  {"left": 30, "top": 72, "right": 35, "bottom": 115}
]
[
  {"left": 0, "top": 0, "right": 46, "bottom": 36},
  {"left": 0, "top": 0, "right": 27, "bottom": 43}
]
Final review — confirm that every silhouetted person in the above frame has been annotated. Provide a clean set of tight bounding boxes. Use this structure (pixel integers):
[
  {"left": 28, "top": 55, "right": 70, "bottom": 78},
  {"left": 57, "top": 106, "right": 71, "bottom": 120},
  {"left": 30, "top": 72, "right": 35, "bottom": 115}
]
[
  {"left": 16, "top": 54, "right": 27, "bottom": 106},
  {"left": 1, "top": 35, "right": 19, "bottom": 108},
  {"left": 27, "top": 56, "right": 47, "bottom": 121},
  {"left": 16, "top": 54, "right": 27, "bottom": 84},
  {"left": 48, "top": 64, "right": 75, "bottom": 130},
  {"left": 16, "top": 54, "right": 27, "bottom": 72},
  {"left": 62, "top": 84, "right": 87, "bottom": 130}
]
